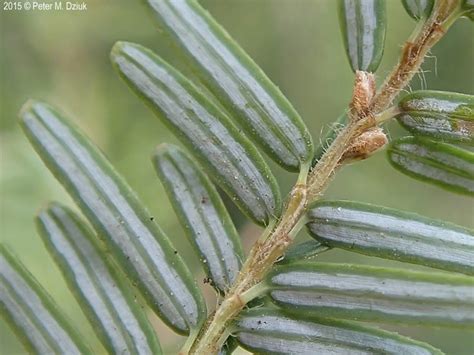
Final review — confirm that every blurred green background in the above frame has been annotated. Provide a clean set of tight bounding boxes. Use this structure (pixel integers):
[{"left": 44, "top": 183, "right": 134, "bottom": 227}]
[{"left": 1, "top": 0, "right": 473, "bottom": 354}]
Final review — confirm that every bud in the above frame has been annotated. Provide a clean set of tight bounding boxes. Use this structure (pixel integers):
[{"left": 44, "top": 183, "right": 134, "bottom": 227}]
[
  {"left": 341, "top": 127, "right": 388, "bottom": 162},
  {"left": 350, "top": 71, "right": 376, "bottom": 120}
]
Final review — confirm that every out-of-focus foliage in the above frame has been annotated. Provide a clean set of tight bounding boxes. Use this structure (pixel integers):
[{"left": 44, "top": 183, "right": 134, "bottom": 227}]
[{"left": 1, "top": 1, "right": 473, "bottom": 353}]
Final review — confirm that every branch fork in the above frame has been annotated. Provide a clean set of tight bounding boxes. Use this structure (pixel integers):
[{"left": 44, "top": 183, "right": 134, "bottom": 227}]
[{"left": 187, "top": 2, "right": 461, "bottom": 353}]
